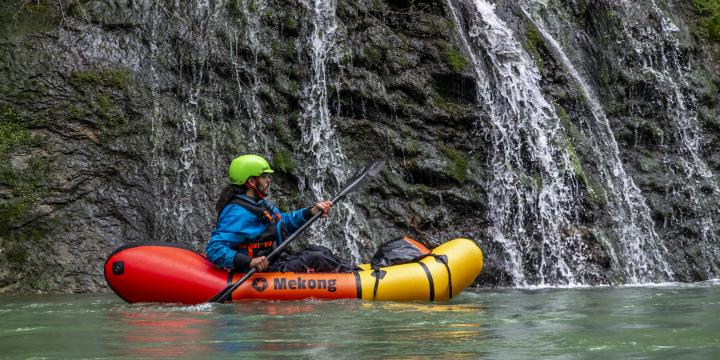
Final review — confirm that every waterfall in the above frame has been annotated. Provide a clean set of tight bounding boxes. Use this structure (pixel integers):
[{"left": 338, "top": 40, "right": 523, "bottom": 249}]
[
  {"left": 447, "top": 0, "right": 593, "bottom": 286},
  {"left": 298, "top": 0, "right": 364, "bottom": 261},
  {"left": 226, "top": 0, "right": 270, "bottom": 152},
  {"left": 147, "top": 1, "right": 261, "bottom": 248},
  {"left": 614, "top": 0, "right": 720, "bottom": 276},
  {"left": 518, "top": 0, "right": 673, "bottom": 282},
  {"left": 148, "top": 2, "right": 217, "bottom": 246}
]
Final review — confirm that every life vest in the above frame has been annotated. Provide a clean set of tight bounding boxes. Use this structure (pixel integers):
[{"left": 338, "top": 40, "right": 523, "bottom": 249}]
[{"left": 226, "top": 196, "right": 289, "bottom": 257}]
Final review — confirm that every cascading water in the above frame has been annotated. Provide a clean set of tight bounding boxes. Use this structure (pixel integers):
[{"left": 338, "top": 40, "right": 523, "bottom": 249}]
[
  {"left": 145, "top": 0, "right": 369, "bottom": 256},
  {"left": 447, "top": 0, "right": 595, "bottom": 286},
  {"left": 226, "top": 0, "right": 271, "bottom": 152},
  {"left": 148, "top": 2, "right": 217, "bottom": 247},
  {"left": 298, "top": 0, "right": 365, "bottom": 261},
  {"left": 8, "top": 0, "right": 720, "bottom": 293},
  {"left": 146, "top": 1, "right": 280, "bottom": 248},
  {"left": 518, "top": 0, "right": 673, "bottom": 283},
  {"left": 613, "top": 0, "right": 720, "bottom": 276}
]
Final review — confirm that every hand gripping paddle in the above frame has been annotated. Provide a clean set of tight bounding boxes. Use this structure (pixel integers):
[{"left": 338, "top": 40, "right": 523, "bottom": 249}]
[{"left": 209, "top": 158, "right": 386, "bottom": 303}]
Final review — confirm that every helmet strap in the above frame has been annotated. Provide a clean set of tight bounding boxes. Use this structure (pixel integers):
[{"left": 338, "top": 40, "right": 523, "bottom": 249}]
[{"left": 246, "top": 181, "right": 266, "bottom": 199}]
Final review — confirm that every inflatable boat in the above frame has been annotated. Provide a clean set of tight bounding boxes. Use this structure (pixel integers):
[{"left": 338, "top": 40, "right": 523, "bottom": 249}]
[{"left": 104, "top": 238, "right": 483, "bottom": 304}]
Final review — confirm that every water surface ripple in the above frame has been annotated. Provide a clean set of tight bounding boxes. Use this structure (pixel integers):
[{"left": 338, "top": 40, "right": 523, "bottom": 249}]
[{"left": 1, "top": 282, "right": 718, "bottom": 359}]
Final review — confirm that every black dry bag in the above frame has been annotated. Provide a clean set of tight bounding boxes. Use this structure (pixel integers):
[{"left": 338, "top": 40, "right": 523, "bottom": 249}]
[
  {"left": 269, "top": 245, "right": 357, "bottom": 273},
  {"left": 369, "top": 237, "right": 454, "bottom": 300},
  {"left": 370, "top": 237, "right": 431, "bottom": 269}
]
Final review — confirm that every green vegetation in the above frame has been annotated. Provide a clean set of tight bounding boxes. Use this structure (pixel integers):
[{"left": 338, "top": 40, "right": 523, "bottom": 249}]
[
  {"left": 0, "top": 106, "right": 50, "bottom": 235},
  {"left": 434, "top": 95, "right": 464, "bottom": 115},
  {"left": 98, "top": 93, "right": 112, "bottom": 116},
  {"left": 439, "top": 43, "right": 468, "bottom": 72},
  {"left": 693, "top": 0, "right": 720, "bottom": 41},
  {"left": 364, "top": 45, "right": 383, "bottom": 65},
  {"left": 272, "top": 116, "right": 295, "bottom": 146},
  {"left": 596, "top": 64, "right": 612, "bottom": 86},
  {"left": 0, "top": 1, "right": 58, "bottom": 37},
  {"left": 69, "top": 68, "right": 133, "bottom": 128},
  {"left": 97, "top": 93, "right": 125, "bottom": 126},
  {"left": 0, "top": 105, "right": 50, "bottom": 240},
  {"left": 225, "top": 0, "right": 242, "bottom": 18},
  {"left": 272, "top": 149, "right": 296, "bottom": 174},
  {"left": 402, "top": 138, "right": 422, "bottom": 156},
  {"left": 400, "top": 97, "right": 410, "bottom": 113},
  {"left": 372, "top": 0, "right": 386, "bottom": 12},
  {"left": 554, "top": 103, "right": 606, "bottom": 205},
  {"left": 642, "top": 121, "right": 664, "bottom": 141},
  {"left": 397, "top": 53, "right": 411, "bottom": 69},
  {"left": 282, "top": 15, "right": 298, "bottom": 33},
  {"left": 565, "top": 139, "right": 589, "bottom": 188},
  {"left": 0, "top": 157, "right": 50, "bottom": 233},
  {"left": 442, "top": 147, "right": 468, "bottom": 182},
  {"left": 71, "top": 68, "right": 132, "bottom": 89},
  {"left": 341, "top": 49, "right": 352, "bottom": 65},
  {"left": 516, "top": 171, "right": 540, "bottom": 190},
  {"left": 66, "top": 105, "right": 84, "bottom": 121},
  {"left": 525, "top": 25, "right": 545, "bottom": 72},
  {"left": 0, "top": 122, "right": 31, "bottom": 158}
]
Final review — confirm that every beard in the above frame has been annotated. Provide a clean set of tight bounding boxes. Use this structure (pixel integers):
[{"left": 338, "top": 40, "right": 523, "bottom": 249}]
[{"left": 259, "top": 183, "right": 270, "bottom": 196}]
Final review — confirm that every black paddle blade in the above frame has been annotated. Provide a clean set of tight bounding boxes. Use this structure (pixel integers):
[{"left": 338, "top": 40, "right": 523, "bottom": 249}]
[{"left": 332, "top": 159, "right": 386, "bottom": 202}]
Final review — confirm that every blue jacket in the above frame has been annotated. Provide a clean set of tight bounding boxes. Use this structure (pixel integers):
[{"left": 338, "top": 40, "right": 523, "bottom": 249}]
[{"left": 206, "top": 194, "right": 311, "bottom": 270}]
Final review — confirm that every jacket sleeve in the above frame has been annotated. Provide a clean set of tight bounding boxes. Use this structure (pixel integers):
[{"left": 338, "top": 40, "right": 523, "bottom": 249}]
[
  {"left": 277, "top": 206, "right": 313, "bottom": 237},
  {"left": 205, "top": 206, "right": 256, "bottom": 269}
]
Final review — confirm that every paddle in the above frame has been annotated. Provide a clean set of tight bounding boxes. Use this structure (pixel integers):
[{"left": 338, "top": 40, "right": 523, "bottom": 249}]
[{"left": 209, "top": 158, "right": 386, "bottom": 303}]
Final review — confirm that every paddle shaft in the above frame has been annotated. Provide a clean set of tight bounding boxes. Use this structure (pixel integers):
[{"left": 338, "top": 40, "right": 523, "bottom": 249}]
[{"left": 210, "top": 186, "right": 355, "bottom": 303}]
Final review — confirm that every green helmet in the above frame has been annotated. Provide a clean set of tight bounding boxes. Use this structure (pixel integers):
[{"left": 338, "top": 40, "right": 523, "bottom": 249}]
[{"left": 228, "top": 154, "right": 274, "bottom": 185}]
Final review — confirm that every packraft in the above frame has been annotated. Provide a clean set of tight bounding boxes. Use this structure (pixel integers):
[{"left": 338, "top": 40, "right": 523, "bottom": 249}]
[{"left": 104, "top": 238, "right": 483, "bottom": 304}]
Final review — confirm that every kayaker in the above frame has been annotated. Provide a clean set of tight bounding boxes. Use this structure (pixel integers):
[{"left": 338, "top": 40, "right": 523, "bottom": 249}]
[{"left": 206, "top": 154, "right": 353, "bottom": 273}]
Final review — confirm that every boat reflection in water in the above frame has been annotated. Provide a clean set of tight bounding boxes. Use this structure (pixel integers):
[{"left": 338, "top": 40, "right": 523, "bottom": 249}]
[{"left": 105, "top": 299, "right": 487, "bottom": 358}]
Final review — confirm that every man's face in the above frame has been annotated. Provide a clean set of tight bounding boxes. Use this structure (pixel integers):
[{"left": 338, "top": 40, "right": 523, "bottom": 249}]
[{"left": 254, "top": 173, "right": 271, "bottom": 194}]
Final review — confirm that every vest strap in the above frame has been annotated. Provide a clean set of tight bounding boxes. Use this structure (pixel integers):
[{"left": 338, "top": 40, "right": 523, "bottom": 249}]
[{"left": 238, "top": 241, "right": 275, "bottom": 257}]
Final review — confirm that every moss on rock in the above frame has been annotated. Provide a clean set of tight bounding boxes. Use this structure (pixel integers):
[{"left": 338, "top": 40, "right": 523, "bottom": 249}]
[
  {"left": 0, "top": 121, "right": 31, "bottom": 158},
  {"left": 693, "top": 0, "right": 720, "bottom": 41},
  {"left": 0, "top": 105, "right": 51, "bottom": 235},
  {"left": 439, "top": 42, "right": 468, "bottom": 72},
  {"left": 433, "top": 95, "right": 464, "bottom": 115},
  {"left": 442, "top": 146, "right": 469, "bottom": 182},
  {"left": 71, "top": 68, "right": 132, "bottom": 90},
  {"left": 525, "top": 25, "right": 545, "bottom": 72},
  {"left": 364, "top": 45, "right": 383, "bottom": 66},
  {"left": 272, "top": 149, "right": 296, "bottom": 174},
  {"left": 0, "top": 1, "right": 59, "bottom": 38},
  {"left": 0, "top": 156, "right": 51, "bottom": 234}
]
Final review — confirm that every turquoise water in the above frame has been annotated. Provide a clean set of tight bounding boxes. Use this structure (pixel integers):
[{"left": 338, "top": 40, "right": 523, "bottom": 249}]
[{"left": 1, "top": 282, "right": 719, "bottom": 359}]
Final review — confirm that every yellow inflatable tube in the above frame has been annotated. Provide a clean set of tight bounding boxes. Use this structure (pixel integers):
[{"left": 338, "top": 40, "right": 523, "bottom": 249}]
[{"left": 356, "top": 238, "right": 483, "bottom": 301}]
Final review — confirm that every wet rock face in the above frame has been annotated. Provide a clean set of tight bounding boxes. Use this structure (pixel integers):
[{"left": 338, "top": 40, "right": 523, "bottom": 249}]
[
  {"left": 0, "top": 0, "right": 487, "bottom": 294},
  {"left": 0, "top": 0, "right": 719, "bottom": 293},
  {"left": 552, "top": 0, "right": 720, "bottom": 282},
  {"left": 533, "top": 0, "right": 720, "bottom": 283}
]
